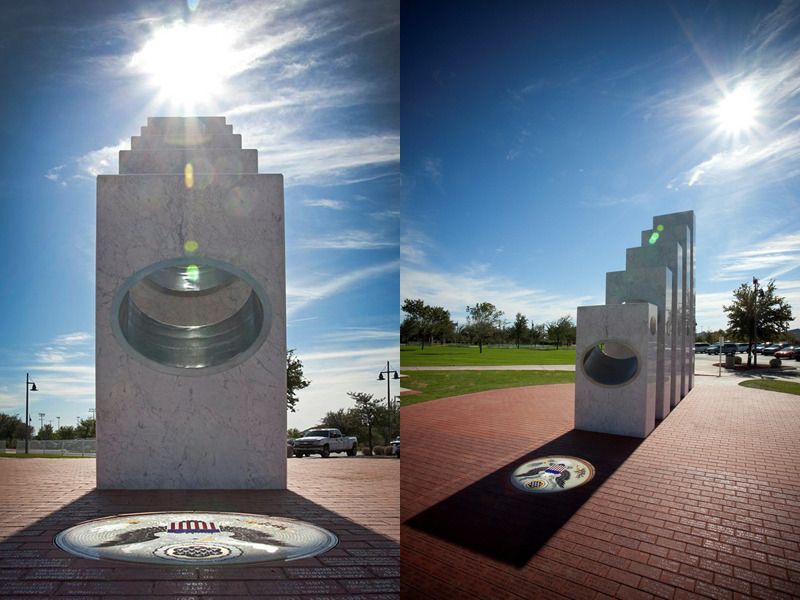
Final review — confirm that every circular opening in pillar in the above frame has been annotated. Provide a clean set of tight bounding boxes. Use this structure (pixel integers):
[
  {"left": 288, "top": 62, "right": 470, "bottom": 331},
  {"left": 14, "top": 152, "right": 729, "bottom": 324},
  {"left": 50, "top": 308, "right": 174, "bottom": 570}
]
[
  {"left": 511, "top": 456, "right": 595, "bottom": 493},
  {"left": 581, "top": 341, "right": 640, "bottom": 386},
  {"left": 54, "top": 512, "right": 337, "bottom": 566},
  {"left": 111, "top": 257, "right": 271, "bottom": 375}
]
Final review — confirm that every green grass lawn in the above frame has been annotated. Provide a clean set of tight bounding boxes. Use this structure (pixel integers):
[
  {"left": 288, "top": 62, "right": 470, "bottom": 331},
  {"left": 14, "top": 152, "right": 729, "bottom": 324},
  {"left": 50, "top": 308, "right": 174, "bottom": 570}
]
[
  {"left": 739, "top": 379, "right": 800, "bottom": 396},
  {"left": 400, "top": 344, "right": 576, "bottom": 366},
  {"left": 400, "top": 370, "right": 575, "bottom": 406}
]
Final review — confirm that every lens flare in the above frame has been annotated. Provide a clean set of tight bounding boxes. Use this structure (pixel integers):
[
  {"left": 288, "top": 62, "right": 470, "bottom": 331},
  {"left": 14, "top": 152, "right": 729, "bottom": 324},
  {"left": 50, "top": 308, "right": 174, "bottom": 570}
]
[
  {"left": 185, "top": 264, "right": 200, "bottom": 283},
  {"left": 656, "top": 224, "right": 664, "bottom": 232},
  {"left": 648, "top": 232, "right": 660, "bottom": 245},
  {"left": 183, "top": 240, "right": 199, "bottom": 253},
  {"left": 184, "top": 163, "right": 194, "bottom": 189}
]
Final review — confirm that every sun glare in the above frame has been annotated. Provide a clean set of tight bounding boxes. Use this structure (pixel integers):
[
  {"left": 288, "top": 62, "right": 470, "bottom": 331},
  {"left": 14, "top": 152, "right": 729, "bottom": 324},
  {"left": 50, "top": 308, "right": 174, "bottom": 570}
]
[
  {"left": 714, "top": 84, "right": 759, "bottom": 137},
  {"left": 130, "top": 22, "right": 240, "bottom": 108}
]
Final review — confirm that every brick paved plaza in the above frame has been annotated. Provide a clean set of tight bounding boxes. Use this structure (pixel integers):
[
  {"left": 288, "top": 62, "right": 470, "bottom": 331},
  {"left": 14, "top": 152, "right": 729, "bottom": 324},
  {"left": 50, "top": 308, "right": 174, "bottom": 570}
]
[
  {"left": 0, "top": 457, "right": 399, "bottom": 598},
  {"left": 401, "top": 374, "right": 800, "bottom": 599}
]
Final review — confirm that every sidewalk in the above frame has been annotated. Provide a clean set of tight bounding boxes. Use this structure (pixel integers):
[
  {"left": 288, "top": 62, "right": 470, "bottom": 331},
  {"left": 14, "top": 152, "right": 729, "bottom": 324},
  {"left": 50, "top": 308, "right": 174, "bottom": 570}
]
[
  {"left": 401, "top": 378, "right": 800, "bottom": 598},
  {"left": 0, "top": 457, "right": 399, "bottom": 598}
]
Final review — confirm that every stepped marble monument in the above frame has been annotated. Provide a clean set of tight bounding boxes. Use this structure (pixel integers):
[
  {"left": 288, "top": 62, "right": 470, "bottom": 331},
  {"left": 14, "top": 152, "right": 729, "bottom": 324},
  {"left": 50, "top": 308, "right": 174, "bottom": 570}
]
[
  {"left": 575, "top": 210, "right": 695, "bottom": 438},
  {"left": 96, "top": 117, "right": 286, "bottom": 489}
]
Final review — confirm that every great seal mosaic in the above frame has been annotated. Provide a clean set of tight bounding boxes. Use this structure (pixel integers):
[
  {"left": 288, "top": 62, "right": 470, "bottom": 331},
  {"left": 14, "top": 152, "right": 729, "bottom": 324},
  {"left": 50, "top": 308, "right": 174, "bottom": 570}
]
[
  {"left": 54, "top": 512, "right": 337, "bottom": 565},
  {"left": 510, "top": 456, "right": 595, "bottom": 493}
]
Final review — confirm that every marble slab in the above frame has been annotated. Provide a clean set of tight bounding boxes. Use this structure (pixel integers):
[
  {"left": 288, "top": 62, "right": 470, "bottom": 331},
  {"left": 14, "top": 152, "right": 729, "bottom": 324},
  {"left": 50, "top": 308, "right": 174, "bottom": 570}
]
[
  {"left": 653, "top": 211, "right": 695, "bottom": 391},
  {"left": 96, "top": 117, "right": 286, "bottom": 489},
  {"left": 606, "top": 266, "right": 672, "bottom": 420},
  {"left": 627, "top": 235, "right": 685, "bottom": 406},
  {"left": 575, "top": 303, "right": 657, "bottom": 438}
]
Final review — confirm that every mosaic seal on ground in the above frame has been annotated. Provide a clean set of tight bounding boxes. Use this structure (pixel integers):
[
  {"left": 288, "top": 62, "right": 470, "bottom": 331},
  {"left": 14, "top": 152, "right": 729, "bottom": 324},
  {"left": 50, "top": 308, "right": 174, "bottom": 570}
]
[
  {"left": 510, "top": 456, "right": 595, "bottom": 493},
  {"left": 55, "top": 511, "right": 338, "bottom": 565}
]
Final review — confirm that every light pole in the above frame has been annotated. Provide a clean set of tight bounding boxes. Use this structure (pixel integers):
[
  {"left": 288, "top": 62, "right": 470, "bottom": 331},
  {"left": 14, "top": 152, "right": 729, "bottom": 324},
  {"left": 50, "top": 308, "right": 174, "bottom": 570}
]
[
  {"left": 24, "top": 374, "right": 37, "bottom": 454},
  {"left": 57, "top": 416, "right": 60, "bottom": 431},
  {"left": 377, "top": 361, "right": 399, "bottom": 438}
]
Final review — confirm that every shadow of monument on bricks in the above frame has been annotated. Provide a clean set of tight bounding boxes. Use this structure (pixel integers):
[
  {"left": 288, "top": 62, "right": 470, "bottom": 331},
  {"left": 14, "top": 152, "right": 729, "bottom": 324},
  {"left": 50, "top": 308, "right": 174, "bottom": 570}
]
[
  {"left": 404, "top": 429, "right": 642, "bottom": 568},
  {"left": 0, "top": 486, "right": 399, "bottom": 596}
]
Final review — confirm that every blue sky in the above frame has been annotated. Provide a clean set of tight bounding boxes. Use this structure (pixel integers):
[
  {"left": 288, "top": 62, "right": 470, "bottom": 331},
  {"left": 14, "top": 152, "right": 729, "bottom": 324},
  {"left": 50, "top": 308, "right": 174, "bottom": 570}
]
[
  {"left": 401, "top": 1, "right": 800, "bottom": 336},
  {"left": 0, "top": 0, "right": 399, "bottom": 431}
]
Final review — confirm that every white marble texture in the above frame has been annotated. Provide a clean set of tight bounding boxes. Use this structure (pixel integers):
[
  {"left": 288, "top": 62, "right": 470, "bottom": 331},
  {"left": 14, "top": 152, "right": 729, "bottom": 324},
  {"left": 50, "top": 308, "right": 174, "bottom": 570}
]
[
  {"left": 606, "top": 267, "right": 672, "bottom": 421},
  {"left": 640, "top": 224, "right": 690, "bottom": 400},
  {"left": 96, "top": 117, "right": 286, "bottom": 489},
  {"left": 575, "top": 303, "right": 657, "bottom": 439},
  {"left": 653, "top": 211, "right": 695, "bottom": 391},
  {"left": 627, "top": 238, "right": 684, "bottom": 407}
]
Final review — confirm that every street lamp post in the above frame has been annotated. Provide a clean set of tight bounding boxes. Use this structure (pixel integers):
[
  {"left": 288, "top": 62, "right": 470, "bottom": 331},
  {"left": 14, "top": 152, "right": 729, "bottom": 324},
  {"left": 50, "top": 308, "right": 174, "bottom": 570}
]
[
  {"left": 24, "top": 373, "right": 37, "bottom": 454},
  {"left": 377, "top": 361, "right": 399, "bottom": 438},
  {"left": 753, "top": 277, "right": 759, "bottom": 366}
]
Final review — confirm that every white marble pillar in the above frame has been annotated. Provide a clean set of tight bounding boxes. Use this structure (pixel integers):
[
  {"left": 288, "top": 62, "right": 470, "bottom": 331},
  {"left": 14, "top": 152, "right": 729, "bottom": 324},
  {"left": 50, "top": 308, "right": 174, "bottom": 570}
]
[
  {"left": 96, "top": 117, "right": 286, "bottom": 489},
  {"left": 627, "top": 237, "right": 684, "bottom": 407},
  {"left": 653, "top": 211, "right": 695, "bottom": 391},
  {"left": 606, "top": 267, "right": 672, "bottom": 420},
  {"left": 575, "top": 303, "right": 657, "bottom": 439}
]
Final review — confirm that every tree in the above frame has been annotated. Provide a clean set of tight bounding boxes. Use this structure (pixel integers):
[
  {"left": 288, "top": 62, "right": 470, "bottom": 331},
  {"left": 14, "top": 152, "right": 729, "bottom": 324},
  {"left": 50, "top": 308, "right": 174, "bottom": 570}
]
[
  {"left": 348, "top": 391, "right": 381, "bottom": 452},
  {"left": 287, "top": 428, "right": 302, "bottom": 439},
  {"left": 724, "top": 279, "right": 793, "bottom": 366},
  {"left": 466, "top": 302, "right": 504, "bottom": 353},
  {"left": 512, "top": 313, "right": 528, "bottom": 348},
  {"left": 0, "top": 413, "right": 31, "bottom": 445},
  {"left": 402, "top": 299, "right": 454, "bottom": 348},
  {"left": 287, "top": 349, "right": 310, "bottom": 413},
  {"left": 529, "top": 322, "right": 546, "bottom": 346},
  {"left": 36, "top": 424, "right": 54, "bottom": 440},
  {"left": 547, "top": 316, "right": 575, "bottom": 350},
  {"left": 76, "top": 418, "right": 96, "bottom": 439},
  {"left": 56, "top": 425, "right": 76, "bottom": 440}
]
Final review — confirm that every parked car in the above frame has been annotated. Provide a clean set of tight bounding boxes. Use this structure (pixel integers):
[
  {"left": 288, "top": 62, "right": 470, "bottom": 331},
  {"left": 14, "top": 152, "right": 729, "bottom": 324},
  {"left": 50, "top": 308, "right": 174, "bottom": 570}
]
[
  {"left": 774, "top": 346, "right": 796, "bottom": 359},
  {"left": 763, "top": 343, "right": 789, "bottom": 356},
  {"left": 390, "top": 437, "right": 400, "bottom": 458},
  {"left": 293, "top": 428, "right": 358, "bottom": 458},
  {"left": 736, "top": 343, "right": 750, "bottom": 353},
  {"left": 793, "top": 347, "right": 800, "bottom": 361},
  {"left": 721, "top": 343, "right": 739, "bottom": 355},
  {"left": 706, "top": 344, "right": 721, "bottom": 354},
  {"left": 694, "top": 343, "right": 710, "bottom": 353},
  {"left": 754, "top": 344, "right": 766, "bottom": 353},
  {"left": 287, "top": 439, "right": 294, "bottom": 458}
]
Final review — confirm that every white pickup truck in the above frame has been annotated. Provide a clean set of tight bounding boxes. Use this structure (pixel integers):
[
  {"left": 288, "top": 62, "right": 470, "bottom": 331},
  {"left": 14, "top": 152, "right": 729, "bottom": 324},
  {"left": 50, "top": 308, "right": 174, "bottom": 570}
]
[{"left": 292, "top": 428, "right": 358, "bottom": 458}]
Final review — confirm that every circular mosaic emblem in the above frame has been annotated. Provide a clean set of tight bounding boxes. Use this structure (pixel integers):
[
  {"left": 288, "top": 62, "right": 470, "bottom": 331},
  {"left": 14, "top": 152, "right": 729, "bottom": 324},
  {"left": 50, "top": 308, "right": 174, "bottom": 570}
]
[
  {"left": 511, "top": 456, "right": 595, "bottom": 493},
  {"left": 54, "top": 512, "right": 338, "bottom": 566}
]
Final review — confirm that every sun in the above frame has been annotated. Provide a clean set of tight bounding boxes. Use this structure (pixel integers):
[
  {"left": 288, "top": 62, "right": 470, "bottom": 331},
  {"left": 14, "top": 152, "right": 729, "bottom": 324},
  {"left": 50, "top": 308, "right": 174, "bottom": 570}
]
[
  {"left": 130, "top": 22, "right": 241, "bottom": 109},
  {"left": 713, "top": 84, "right": 759, "bottom": 137}
]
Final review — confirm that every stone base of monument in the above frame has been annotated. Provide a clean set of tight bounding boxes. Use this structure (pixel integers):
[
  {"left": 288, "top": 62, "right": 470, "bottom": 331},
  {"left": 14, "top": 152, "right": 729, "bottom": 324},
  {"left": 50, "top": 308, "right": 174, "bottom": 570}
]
[{"left": 575, "top": 303, "right": 657, "bottom": 439}]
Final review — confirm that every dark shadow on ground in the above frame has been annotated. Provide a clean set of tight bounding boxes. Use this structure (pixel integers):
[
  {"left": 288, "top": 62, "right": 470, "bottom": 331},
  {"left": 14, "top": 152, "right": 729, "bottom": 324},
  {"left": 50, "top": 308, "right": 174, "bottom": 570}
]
[
  {"left": 404, "top": 429, "right": 642, "bottom": 568},
  {"left": 0, "top": 483, "right": 400, "bottom": 596}
]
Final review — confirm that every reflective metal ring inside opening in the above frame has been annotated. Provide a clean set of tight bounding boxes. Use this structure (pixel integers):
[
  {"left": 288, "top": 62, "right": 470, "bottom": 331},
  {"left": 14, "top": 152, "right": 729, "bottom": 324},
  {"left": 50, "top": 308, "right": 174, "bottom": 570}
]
[{"left": 111, "top": 257, "right": 271, "bottom": 374}]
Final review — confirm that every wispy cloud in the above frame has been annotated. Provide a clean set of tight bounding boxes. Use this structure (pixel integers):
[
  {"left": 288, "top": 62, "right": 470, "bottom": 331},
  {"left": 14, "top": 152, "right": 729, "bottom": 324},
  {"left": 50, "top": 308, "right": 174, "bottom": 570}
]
[
  {"left": 303, "top": 198, "right": 346, "bottom": 210},
  {"left": 75, "top": 140, "right": 128, "bottom": 179},
  {"left": 664, "top": 5, "right": 800, "bottom": 191},
  {"left": 300, "top": 230, "right": 398, "bottom": 250},
  {"left": 45, "top": 164, "right": 66, "bottom": 186},
  {"left": 255, "top": 134, "right": 399, "bottom": 184},
  {"left": 402, "top": 265, "right": 593, "bottom": 324},
  {"left": 318, "top": 328, "right": 398, "bottom": 344},
  {"left": 714, "top": 232, "right": 800, "bottom": 281},
  {"left": 288, "top": 260, "right": 399, "bottom": 316}
]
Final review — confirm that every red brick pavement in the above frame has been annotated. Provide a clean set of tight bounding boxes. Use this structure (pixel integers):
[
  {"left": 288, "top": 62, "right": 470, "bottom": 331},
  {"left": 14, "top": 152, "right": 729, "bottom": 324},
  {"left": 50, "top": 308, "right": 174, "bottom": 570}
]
[
  {"left": 401, "top": 382, "right": 800, "bottom": 599},
  {"left": 0, "top": 456, "right": 398, "bottom": 598}
]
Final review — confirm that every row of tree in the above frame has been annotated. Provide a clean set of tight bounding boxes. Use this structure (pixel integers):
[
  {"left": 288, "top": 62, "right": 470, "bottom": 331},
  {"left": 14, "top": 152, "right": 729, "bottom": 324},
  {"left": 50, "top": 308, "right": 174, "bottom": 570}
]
[
  {"left": 0, "top": 413, "right": 96, "bottom": 445},
  {"left": 401, "top": 298, "right": 576, "bottom": 351}
]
